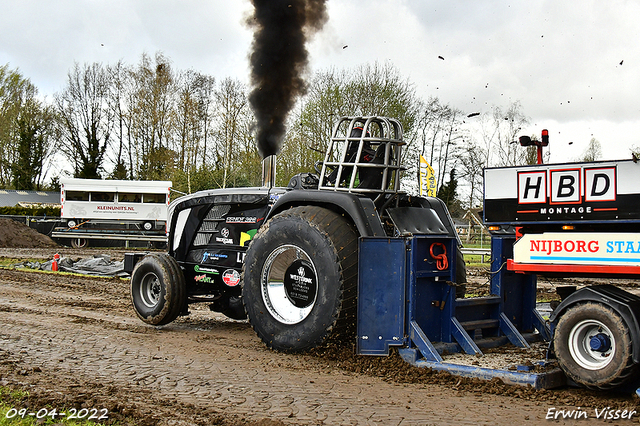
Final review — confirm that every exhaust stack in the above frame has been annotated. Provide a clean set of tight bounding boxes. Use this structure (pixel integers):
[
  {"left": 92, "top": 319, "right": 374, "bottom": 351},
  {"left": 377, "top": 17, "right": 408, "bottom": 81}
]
[{"left": 262, "top": 155, "right": 276, "bottom": 188}]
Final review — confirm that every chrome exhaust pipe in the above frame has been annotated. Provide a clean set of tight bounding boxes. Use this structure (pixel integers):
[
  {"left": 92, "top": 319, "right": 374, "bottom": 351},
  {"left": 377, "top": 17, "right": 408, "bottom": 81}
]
[{"left": 261, "top": 155, "right": 276, "bottom": 188}]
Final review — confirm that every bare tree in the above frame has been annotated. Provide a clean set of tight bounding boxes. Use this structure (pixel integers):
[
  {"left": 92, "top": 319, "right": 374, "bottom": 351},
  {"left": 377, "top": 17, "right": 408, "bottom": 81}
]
[
  {"left": 128, "top": 52, "right": 177, "bottom": 180},
  {"left": 106, "top": 60, "right": 132, "bottom": 179},
  {"left": 406, "top": 98, "right": 465, "bottom": 195},
  {"left": 55, "top": 62, "right": 113, "bottom": 179},
  {"left": 457, "top": 140, "right": 487, "bottom": 210},
  {"left": 214, "top": 77, "right": 250, "bottom": 188},
  {"left": 581, "top": 137, "right": 602, "bottom": 162},
  {"left": 479, "top": 101, "right": 530, "bottom": 167},
  {"left": 193, "top": 73, "right": 216, "bottom": 170},
  {"left": 289, "top": 63, "right": 422, "bottom": 185},
  {"left": 345, "top": 62, "right": 420, "bottom": 132}
]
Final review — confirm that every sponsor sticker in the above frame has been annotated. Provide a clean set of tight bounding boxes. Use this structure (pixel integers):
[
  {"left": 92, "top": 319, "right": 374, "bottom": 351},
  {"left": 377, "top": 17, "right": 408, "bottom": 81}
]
[
  {"left": 201, "top": 252, "right": 228, "bottom": 263},
  {"left": 240, "top": 229, "right": 257, "bottom": 247},
  {"left": 194, "top": 265, "right": 219, "bottom": 274},
  {"left": 226, "top": 216, "right": 257, "bottom": 224},
  {"left": 216, "top": 227, "right": 234, "bottom": 244},
  {"left": 222, "top": 269, "right": 241, "bottom": 287},
  {"left": 194, "top": 274, "right": 212, "bottom": 283}
]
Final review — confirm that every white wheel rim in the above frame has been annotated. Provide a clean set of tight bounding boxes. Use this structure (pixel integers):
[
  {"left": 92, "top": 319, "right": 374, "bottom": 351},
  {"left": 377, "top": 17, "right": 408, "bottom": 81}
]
[
  {"left": 139, "top": 272, "right": 161, "bottom": 308},
  {"left": 72, "top": 238, "right": 87, "bottom": 248},
  {"left": 261, "top": 244, "right": 318, "bottom": 325},
  {"left": 568, "top": 319, "right": 615, "bottom": 370}
]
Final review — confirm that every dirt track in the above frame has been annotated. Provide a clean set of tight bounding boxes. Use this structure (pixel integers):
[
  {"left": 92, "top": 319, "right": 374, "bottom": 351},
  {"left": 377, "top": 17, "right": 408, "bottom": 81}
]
[{"left": 1, "top": 249, "right": 640, "bottom": 425}]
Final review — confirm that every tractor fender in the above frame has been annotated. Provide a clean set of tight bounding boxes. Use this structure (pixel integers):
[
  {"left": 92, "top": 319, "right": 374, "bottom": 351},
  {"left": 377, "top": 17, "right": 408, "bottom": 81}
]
[
  {"left": 549, "top": 284, "right": 640, "bottom": 363},
  {"left": 408, "top": 195, "right": 461, "bottom": 243},
  {"left": 267, "top": 190, "right": 385, "bottom": 237}
]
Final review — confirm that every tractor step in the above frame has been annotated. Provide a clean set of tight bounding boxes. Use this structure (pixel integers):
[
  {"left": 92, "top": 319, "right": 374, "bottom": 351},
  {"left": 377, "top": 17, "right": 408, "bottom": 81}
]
[{"left": 459, "top": 318, "right": 500, "bottom": 331}]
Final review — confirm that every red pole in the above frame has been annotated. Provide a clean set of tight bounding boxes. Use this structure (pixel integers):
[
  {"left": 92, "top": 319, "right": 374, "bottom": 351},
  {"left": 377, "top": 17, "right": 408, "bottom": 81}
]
[{"left": 537, "top": 146, "right": 543, "bottom": 164}]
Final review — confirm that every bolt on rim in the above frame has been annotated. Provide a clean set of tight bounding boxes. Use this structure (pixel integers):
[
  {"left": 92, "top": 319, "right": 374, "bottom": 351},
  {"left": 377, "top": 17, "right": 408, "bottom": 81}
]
[
  {"left": 568, "top": 319, "right": 615, "bottom": 370},
  {"left": 139, "top": 272, "right": 161, "bottom": 308}
]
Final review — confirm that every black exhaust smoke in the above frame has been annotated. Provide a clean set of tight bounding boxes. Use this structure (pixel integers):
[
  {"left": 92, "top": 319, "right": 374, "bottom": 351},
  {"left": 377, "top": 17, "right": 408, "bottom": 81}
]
[{"left": 247, "top": 0, "right": 328, "bottom": 158}]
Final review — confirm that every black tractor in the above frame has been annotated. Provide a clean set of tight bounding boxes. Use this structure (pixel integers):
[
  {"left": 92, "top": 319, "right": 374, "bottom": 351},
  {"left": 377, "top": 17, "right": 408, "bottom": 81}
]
[{"left": 128, "top": 116, "right": 466, "bottom": 352}]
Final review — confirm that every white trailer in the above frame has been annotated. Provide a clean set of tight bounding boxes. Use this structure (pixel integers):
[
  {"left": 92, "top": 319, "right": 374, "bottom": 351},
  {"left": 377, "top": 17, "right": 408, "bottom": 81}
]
[{"left": 54, "top": 178, "right": 172, "bottom": 248}]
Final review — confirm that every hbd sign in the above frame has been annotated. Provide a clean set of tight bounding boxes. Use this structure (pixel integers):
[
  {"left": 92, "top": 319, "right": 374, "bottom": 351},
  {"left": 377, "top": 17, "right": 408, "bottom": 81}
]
[
  {"left": 518, "top": 166, "right": 616, "bottom": 204},
  {"left": 484, "top": 159, "right": 640, "bottom": 224}
]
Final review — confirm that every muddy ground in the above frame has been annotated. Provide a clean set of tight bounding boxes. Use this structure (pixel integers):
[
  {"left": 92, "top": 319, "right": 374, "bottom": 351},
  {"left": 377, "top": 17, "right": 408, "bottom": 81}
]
[{"left": 1, "top": 247, "right": 640, "bottom": 425}]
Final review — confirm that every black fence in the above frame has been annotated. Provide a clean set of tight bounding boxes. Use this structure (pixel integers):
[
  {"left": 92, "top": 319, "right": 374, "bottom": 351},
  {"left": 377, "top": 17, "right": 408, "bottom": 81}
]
[{"left": 1, "top": 215, "right": 158, "bottom": 248}]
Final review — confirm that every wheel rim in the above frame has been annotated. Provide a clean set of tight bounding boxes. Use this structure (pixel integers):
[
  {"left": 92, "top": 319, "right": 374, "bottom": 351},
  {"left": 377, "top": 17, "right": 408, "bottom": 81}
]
[
  {"left": 71, "top": 238, "right": 87, "bottom": 248},
  {"left": 261, "top": 244, "right": 318, "bottom": 325},
  {"left": 568, "top": 319, "right": 615, "bottom": 370},
  {"left": 139, "top": 272, "right": 162, "bottom": 308}
]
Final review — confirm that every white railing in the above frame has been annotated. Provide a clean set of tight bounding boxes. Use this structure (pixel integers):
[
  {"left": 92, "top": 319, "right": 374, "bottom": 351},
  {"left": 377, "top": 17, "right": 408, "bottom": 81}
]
[{"left": 460, "top": 247, "right": 491, "bottom": 263}]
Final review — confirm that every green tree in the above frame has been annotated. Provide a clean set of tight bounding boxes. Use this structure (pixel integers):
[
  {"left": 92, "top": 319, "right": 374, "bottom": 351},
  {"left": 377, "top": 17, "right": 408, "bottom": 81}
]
[
  {"left": 12, "top": 99, "right": 55, "bottom": 189},
  {"left": 437, "top": 168, "right": 463, "bottom": 217},
  {"left": 0, "top": 64, "right": 39, "bottom": 187}
]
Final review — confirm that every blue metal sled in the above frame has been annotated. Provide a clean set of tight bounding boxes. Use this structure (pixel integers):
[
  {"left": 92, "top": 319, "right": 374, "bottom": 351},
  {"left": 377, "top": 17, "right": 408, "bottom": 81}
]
[{"left": 356, "top": 235, "right": 566, "bottom": 389}]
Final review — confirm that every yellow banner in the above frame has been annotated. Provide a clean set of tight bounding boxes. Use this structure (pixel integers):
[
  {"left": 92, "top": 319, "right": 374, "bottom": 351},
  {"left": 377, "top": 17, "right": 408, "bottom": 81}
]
[{"left": 419, "top": 156, "right": 437, "bottom": 197}]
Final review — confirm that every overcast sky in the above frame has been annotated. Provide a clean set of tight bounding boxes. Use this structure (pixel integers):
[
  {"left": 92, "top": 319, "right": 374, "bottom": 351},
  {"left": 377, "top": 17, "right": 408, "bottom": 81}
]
[{"left": 2, "top": 0, "right": 639, "bottom": 163}]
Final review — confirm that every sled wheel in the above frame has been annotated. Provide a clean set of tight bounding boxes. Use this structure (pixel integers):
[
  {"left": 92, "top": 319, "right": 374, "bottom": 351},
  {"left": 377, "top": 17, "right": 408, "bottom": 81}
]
[
  {"left": 242, "top": 206, "right": 358, "bottom": 352},
  {"left": 130, "top": 253, "right": 186, "bottom": 326},
  {"left": 70, "top": 238, "right": 88, "bottom": 249},
  {"left": 553, "top": 302, "right": 638, "bottom": 389}
]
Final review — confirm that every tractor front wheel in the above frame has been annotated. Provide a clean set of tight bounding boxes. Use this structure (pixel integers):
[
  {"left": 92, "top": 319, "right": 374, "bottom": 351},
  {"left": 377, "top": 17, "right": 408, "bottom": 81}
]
[{"left": 130, "top": 253, "right": 186, "bottom": 326}]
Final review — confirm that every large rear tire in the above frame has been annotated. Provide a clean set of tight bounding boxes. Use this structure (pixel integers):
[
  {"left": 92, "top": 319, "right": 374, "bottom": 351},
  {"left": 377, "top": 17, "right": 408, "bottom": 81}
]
[
  {"left": 130, "top": 253, "right": 186, "bottom": 326},
  {"left": 242, "top": 206, "right": 358, "bottom": 352},
  {"left": 553, "top": 302, "right": 638, "bottom": 389}
]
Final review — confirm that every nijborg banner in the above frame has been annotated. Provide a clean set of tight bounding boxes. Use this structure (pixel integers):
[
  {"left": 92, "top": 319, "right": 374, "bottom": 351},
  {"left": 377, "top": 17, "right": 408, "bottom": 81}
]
[{"left": 513, "top": 232, "right": 640, "bottom": 266}]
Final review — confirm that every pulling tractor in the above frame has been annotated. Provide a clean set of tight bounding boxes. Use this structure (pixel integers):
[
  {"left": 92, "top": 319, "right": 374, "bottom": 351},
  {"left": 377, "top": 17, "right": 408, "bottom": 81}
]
[{"left": 126, "top": 116, "right": 640, "bottom": 391}]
